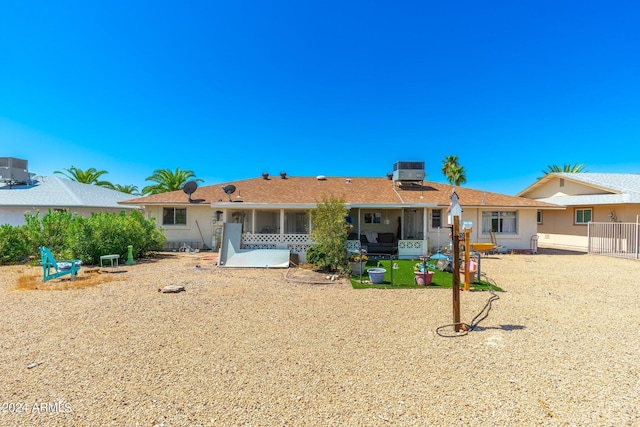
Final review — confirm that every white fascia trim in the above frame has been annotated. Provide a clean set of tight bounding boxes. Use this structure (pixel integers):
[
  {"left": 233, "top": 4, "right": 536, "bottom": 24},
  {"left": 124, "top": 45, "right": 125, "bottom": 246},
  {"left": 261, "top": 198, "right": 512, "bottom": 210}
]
[
  {"left": 469, "top": 205, "right": 566, "bottom": 210},
  {"left": 210, "top": 202, "right": 439, "bottom": 209},
  {"left": 210, "top": 203, "right": 318, "bottom": 209},
  {"left": 348, "top": 203, "right": 438, "bottom": 208}
]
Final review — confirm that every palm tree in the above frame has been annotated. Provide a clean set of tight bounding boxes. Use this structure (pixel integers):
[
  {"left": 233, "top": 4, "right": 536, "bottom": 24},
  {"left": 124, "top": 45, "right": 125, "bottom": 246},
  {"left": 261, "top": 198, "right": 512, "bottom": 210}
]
[
  {"left": 54, "top": 166, "right": 115, "bottom": 189},
  {"left": 141, "top": 167, "right": 203, "bottom": 195},
  {"left": 441, "top": 155, "right": 467, "bottom": 186},
  {"left": 448, "top": 164, "right": 467, "bottom": 186},
  {"left": 114, "top": 184, "right": 141, "bottom": 196},
  {"left": 539, "top": 163, "right": 588, "bottom": 179}
]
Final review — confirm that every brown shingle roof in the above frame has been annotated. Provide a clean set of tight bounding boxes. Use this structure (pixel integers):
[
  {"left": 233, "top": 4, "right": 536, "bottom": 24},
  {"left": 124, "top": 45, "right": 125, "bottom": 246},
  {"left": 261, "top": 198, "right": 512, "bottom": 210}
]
[{"left": 121, "top": 176, "right": 561, "bottom": 208}]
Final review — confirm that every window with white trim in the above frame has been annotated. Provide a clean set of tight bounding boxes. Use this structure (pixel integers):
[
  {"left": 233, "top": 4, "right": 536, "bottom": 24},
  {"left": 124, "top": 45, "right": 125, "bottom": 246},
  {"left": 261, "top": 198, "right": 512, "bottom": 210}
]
[
  {"left": 537, "top": 210, "right": 542, "bottom": 224},
  {"left": 575, "top": 208, "right": 592, "bottom": 224},
  {"left": 482, "top": 211, "right": 517, "bottom": 234},
  {"left": 163, "top": 207, "right": 187, "bottom": 225}
]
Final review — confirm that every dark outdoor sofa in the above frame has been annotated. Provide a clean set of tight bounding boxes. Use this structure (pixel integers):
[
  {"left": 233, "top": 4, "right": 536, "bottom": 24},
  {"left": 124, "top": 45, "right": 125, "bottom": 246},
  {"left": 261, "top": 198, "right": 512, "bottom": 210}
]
[{"left": 349, "top": 232, "right": 398, "bottom": 255}]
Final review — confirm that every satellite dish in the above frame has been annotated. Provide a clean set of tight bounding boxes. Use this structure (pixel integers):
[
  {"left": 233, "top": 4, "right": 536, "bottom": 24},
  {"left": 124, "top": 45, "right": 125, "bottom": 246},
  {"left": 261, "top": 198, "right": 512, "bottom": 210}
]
[
  {"left": 183, "top": 181, "right": 198, "bottom": 201},
  {"left": 222, "top": 184, "right": 236, "bottom": 194},
  {"left": 222, "top": 184, "right": 236, "bottom": 201},
  {"left": 183, "top": 181, "right": 198, "bottom": 195}
]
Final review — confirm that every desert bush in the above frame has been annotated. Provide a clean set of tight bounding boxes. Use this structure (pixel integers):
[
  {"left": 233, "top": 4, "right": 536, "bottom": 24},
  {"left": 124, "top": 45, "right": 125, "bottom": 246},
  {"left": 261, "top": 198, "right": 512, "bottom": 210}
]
[
  {"left": 67, "top": 211, "right": 166, "bottom": 264},
  {"left": 307, "top": 196, "right": 349, "bottom": 273},
  {"left": 0, "top": 224, "right": 30, "bottom": 264},
  {"left": 23, "top": 210, "right": 74, "bottom": 257},
  {"left": 0, "top": 210, "right": 166, "bottom": 265}
]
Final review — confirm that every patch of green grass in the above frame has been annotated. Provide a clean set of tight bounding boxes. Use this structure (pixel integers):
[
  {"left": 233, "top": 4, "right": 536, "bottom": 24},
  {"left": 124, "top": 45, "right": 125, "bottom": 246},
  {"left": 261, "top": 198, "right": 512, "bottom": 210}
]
[{"left": 349, "top": 259, "right": 502, "bottom": 291}]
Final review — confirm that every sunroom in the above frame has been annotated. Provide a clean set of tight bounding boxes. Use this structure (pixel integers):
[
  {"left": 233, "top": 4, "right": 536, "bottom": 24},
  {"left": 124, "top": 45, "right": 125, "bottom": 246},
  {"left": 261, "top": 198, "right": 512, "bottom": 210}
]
[{"left": 211, "top": 202, "right": 439, "bottom": 263}]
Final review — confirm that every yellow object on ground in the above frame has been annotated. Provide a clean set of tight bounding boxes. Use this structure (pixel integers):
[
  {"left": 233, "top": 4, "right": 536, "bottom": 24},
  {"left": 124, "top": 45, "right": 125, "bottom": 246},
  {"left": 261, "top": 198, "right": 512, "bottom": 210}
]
[{"left": 470, "top": 243, "right": 494, "bottom": 252}]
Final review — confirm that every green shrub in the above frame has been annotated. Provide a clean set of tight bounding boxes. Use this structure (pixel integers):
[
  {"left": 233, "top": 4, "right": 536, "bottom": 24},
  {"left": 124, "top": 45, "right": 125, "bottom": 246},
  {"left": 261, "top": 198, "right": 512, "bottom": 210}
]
[
  {"left": 307, "top": 196, "right": 349, "bottom": 273},
  {"left": 23, "top": 210, "right": 75, "bottom": 258},
  {"left": 67, "top": 211, "right": 166, "bottom": 264},
  {"left": 0, "top": 224, "right": 30, "bottom": 265},
  {"left": 0, "top": 210, "right": 166, "bottom": 265},
  {"left": 305, "top": 243, "right": 331, "bottom": 271}
]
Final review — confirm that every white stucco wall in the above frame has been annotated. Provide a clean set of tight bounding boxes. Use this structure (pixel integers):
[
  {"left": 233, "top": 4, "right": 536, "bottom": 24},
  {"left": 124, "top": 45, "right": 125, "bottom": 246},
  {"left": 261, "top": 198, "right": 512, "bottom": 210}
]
[
  {"left": 420, "top": 207, "right": 541, "bottom": 252},
  {"left": 144, "top": 205, "right": 215, "bottom": 250},
  {"left": 0, "top": 208, "right": 32, "bottom": 226},
  {"left": 537, "top": 233, "right": 588, "bottom": 252},
  {"left": 459, "top": 208, "right": 539, "bottom": 251}
]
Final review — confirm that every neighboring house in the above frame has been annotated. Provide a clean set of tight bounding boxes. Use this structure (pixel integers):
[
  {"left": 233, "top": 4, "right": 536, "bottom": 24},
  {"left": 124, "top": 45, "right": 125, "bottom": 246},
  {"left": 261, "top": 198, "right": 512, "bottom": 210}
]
[
  {"left": 0, "top": 176, "right": 140, "bottom": 226},
  {"left": 121, "top": 162, "right": 561, "bottom": 262},
  {"left": 517, "top": 173, "right": 640, "bottom": 253}
]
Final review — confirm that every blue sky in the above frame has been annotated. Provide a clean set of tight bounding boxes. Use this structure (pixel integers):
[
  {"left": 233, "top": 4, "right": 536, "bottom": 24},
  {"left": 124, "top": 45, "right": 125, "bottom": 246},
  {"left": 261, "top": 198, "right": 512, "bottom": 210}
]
[{"left": 1, "top": 1, "right": 639, "bottom": 196}]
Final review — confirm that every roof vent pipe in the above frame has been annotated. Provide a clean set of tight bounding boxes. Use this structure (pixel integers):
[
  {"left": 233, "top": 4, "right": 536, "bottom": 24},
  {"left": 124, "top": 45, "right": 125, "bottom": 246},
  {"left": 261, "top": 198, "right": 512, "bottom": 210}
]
[
  {"left": 280, "top": 171, "right": 287, "bottom": 179},
  {"left": 262, "top": 172, "right": 269, "bottom": 180}
]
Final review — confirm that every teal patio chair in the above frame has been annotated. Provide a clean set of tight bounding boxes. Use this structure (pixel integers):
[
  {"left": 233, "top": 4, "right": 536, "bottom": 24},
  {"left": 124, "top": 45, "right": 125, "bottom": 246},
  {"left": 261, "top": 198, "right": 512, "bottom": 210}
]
[{"left": 39, "top": 247, "right": 82, "bottom": 282}]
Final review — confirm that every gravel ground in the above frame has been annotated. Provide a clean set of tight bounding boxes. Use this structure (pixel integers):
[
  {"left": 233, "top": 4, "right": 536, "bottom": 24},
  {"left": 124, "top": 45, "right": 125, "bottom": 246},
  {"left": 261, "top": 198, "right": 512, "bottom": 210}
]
[{"left": 1, "top": 250, "right": 639, "bottom": 426}]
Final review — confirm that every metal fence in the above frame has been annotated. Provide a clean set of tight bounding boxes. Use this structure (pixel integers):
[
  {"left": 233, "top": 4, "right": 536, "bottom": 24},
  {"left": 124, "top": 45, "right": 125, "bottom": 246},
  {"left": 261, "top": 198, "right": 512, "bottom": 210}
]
[{"left": 588, "top": 221, "right": 640, "bottom": 260}]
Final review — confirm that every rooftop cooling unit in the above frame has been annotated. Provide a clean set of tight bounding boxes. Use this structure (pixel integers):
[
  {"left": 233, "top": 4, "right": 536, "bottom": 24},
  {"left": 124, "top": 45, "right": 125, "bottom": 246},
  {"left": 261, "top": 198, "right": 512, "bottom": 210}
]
[
  {"left": 0, "top": 157, "right": 30, "bottom": 185},
  {"left": 392, "top": 161, "right": 425, "bottom": 182}
]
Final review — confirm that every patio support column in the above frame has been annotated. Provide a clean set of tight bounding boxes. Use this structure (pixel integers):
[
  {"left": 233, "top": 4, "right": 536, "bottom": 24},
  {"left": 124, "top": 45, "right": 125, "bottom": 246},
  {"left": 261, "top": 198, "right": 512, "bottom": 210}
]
[
  {"left": 280, "top": 208, "right": 285, "bottom": 237},
  {"left": 251, "top": 209, "right": 256, "bottom": 234}
]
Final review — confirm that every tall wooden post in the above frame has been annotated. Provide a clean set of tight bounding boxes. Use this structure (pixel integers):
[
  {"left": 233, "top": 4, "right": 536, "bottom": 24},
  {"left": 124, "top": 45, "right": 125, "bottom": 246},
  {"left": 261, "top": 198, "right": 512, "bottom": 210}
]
[{"left": 452, "top": 216, "right": 461, "bottom": 332}]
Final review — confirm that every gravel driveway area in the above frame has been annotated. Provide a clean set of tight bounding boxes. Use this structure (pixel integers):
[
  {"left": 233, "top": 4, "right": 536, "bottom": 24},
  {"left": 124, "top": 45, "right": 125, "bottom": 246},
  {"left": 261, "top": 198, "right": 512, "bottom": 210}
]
[{"left": 1, "top": 250, "right": 639, "bottom": 426}]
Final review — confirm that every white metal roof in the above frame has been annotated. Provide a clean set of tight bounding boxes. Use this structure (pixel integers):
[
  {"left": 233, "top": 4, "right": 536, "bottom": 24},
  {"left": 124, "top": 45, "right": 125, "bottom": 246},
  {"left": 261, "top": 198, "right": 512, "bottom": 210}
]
[
  {"left": 0, "top": 176, "right": 139, "bottom": 209},
  {"left": 534, "top": 193, "right": 638, "bottom": 206},
  {"left": 554, "top": 173, "right": 640, "bottom": 195},
  {"left": 518, "top": 173, "right": 640, "bottom": 205}
]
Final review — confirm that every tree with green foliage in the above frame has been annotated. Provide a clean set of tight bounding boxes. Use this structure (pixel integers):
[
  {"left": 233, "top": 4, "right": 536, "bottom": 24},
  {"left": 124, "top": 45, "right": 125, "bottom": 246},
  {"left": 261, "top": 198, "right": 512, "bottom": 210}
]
[
  {"left": 0, "top": 224, "right": 30, "bottom": 264},
  {"left": 441, "top": 155, "right": 467, "bottom": 186},
  {"left": 114, "top": 184, "right": 141, "bottom": 195},
  {"left": 539, "top": 163, "right": 588, "bottom": 179},
  {"left": 54, "top": 166, "right": 115, "bottom": 189},
  {"left": 142, "top": 167, "right": 203, "bottom": 195},
  {"left": 0, "top": 210, "right": 166, "bottom": 265},
  {"left": 66, "top": 210, "right": 166, "bottom": 264},
  {"left": 22, "top": 209, "right": 75, "bottom": 257},
  {"left": 306, "top": 196, "right": 349, "bottom": 273}
]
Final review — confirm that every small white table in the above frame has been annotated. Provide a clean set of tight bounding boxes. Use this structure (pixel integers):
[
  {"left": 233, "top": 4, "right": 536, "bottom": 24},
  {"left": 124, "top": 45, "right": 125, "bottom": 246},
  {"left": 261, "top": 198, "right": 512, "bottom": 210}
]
[{"left": 100, "top": 254, "right": 120, "bottom": 268}]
